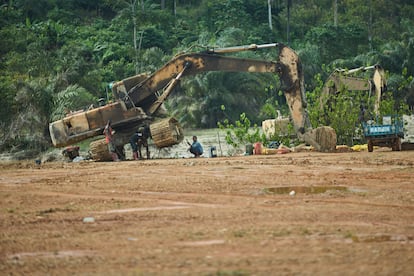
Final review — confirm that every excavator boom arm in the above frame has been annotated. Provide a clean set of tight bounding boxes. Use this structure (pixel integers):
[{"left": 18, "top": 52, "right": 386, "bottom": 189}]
[
  {"left": 50, "top": 43, "right": 336, "bottom": 152},
  {"left": 115, "top": 44, "right": 310, "bottom": 133},
  {"left": 120, "top": 54, "right": 278, "bottom": 107}
]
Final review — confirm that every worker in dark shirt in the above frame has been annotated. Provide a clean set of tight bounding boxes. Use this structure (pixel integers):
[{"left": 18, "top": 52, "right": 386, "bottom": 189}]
[
  {"left": 187, "top": 135, "right": 203, "bottom": 158},
  {"left": 130, "top": 126, "right": 150, "bottom": 160}
]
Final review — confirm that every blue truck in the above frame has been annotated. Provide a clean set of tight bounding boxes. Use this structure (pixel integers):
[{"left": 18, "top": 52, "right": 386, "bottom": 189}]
[{"left": 363, "top": 115, "right": 404, "bottom": 152}]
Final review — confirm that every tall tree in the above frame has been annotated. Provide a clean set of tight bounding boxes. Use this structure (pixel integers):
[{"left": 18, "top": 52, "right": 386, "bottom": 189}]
[
  {"left": 268, "top": 0, "right": 273, "bottom": 30},
  {"left": 287, "top": 0, "right": 291, "bottom": 44}
]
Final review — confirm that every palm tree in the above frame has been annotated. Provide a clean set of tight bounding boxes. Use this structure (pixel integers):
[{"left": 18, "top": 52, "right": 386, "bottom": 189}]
[{"left": 166, "top": 69, "right": 275, "bottom": 128}]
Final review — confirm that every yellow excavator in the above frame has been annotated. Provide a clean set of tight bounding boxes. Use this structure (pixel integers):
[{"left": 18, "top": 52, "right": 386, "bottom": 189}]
[
  {"left": 319, "top": 65, "right": 406, "bottom": 152},
  {"left": 49, "top": 43, "right": 337, "bottom": 160},
  {"left": 319, "top": 64, "right": 387, "bottom": 115}
]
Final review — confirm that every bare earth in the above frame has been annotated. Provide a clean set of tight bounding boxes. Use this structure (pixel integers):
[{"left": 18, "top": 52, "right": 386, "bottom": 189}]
[{"left": 1, "top": 150, "right": 414, "bottom": 275}]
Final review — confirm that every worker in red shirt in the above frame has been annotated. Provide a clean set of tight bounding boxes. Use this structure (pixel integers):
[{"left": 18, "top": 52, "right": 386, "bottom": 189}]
[{"left": 103, "top": 120, "right": 119, "bottom": 161}]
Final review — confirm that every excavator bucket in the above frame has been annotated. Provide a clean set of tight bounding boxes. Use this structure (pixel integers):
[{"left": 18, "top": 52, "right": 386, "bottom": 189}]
[
  {"left": 301, "top": 126, "right": 337, "bottom": 152},
  {"left": 149, "top": 117, "right": 184, "bottom": 148}
]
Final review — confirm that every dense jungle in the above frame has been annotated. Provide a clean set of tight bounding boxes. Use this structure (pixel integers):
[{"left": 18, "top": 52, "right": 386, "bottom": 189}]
[{"left": 1, "top": 0, "right": 414, "bottom": 156}]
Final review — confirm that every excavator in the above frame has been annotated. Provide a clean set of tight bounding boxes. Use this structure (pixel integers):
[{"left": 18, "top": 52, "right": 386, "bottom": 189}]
[
  {"left": 319, "top": 65, "right": 404, "bottom": 152},
  {"left": 319, "top": 64, "right": 387, "bottom": 115},
  {"left": 49, "top": 43, "right": 337, "bottom": 161}
]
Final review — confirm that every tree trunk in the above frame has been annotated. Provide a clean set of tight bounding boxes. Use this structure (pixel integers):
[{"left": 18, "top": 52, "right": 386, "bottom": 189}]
[
  {"left": 132, "top": 0, "right": 138, "bottom": 74},
  {"left": 140, "top": 0, "right": 145, "bottom": 12},
  {"left": 369, "top": 0, "right": 373, "bottom": 50},
  {"left": 268, "top": 0, "right": 272, "bottom": 30},
  {"left": 287, "top": 0, "right": 291, "bottom": 44}
]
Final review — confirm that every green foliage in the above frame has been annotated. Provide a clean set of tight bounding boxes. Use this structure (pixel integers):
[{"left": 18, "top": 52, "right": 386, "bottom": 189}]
[
  {"left": 217, "top": 113, "right": 265, "bottom": 149},
  {"left": 1, "top": 0, "right": 414, "bottom": 154},
  {"left": 305, "top": 23, "right": 368, "bottom": 64},
  {"left": 381, "top": 68, "right": 412, "bottom": 113},
  {"left": 167, "top": 68, "right": 272, "bottom": 128},
  {"left": 325, "top": 91, "right": 362, "bottom": 145},
  {"left": 297, "top": 43, "right": 323, "bottom": 85},
  {"left": 308, "top": 68, "right": 411, "bottom": 146},
  {"left": 266, "top": 120, "right": 297, "bottom": 148},
  {"left": 0, "top": 78, "right": 54, "bottom": 152},
  {"left": 140, "top": 47, "right": 168, "bottom": 72},
  {"left": 0, "top": 75, "right": 17, "bottom": 126},
  {"left": 200, "top": 0, "right": 252, "bottom": 33},
  {"left": 260, "top": 87, "right": 288, "bottom": 119},
  {"left": 51, "top": 85, "right": 97, "bottom": 121},
  {"left": 308, "top": 73, "right": 364, "bottom": 145}
]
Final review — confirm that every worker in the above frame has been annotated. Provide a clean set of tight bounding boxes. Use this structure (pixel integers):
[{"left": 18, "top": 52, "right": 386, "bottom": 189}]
[
  {"left": 359, "top": 103, "right": 367, "bottom": 123},
  {"left": 129, "top": 126, "right": 150, "bottom": 160},
  {"left": 62, "top": 146, "right": 80, "bottom": 161},
  {"left": 187, "top": 135, "right": 203, "bottom": 158},
  {"left": 103, "top": 120, "right": 119, "bottom": 162}
]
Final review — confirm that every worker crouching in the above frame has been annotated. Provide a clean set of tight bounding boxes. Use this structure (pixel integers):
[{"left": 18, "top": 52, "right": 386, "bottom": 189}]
[{"left": 187, "top": 135, "right": 203, "bottom": 158}]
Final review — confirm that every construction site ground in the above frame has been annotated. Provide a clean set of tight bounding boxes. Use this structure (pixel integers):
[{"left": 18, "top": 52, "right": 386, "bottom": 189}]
[{"left": 1, "top": 149, "right": 414, "bottom": 275}]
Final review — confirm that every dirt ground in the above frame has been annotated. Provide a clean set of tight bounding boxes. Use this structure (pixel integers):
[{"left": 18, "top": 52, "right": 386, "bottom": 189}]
[{"left": 1, "top": 149, "right": 414, "bottom": 275}]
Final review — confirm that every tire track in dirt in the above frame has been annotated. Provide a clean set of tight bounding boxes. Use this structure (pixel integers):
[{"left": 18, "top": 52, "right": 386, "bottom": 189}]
[
  {"left": 26, "top": 190, "right": 226, "bottom": 210},
  {"left": 27, "top": 189, "right": 414, "bottom": 212}
]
